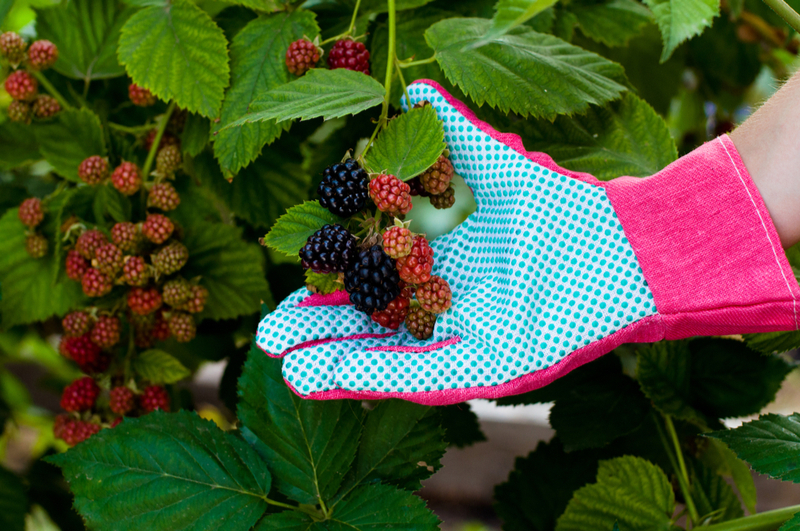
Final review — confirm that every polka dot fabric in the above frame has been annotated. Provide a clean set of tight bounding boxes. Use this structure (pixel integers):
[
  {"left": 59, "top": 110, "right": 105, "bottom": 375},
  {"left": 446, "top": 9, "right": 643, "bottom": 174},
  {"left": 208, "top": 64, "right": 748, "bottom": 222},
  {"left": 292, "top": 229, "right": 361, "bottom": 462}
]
[{"left": 254, "top": 80, "right": 657, "bottom": 404}]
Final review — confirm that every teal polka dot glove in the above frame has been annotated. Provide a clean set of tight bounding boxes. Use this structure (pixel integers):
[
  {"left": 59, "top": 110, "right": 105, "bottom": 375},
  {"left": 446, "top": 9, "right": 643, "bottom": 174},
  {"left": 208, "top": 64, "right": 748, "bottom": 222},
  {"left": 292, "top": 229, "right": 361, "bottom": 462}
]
[{"left": 255, "top": 80, "right": 800, "bottom": 405}]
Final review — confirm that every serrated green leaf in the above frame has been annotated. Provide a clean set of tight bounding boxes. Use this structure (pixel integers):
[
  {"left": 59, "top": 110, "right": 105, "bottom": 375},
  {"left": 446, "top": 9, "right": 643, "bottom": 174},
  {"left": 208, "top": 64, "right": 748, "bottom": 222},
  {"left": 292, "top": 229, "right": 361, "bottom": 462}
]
[
  {"left": 555, "top": 456, "right": 675, "bottom": 531},
  {"left": 34, "top": 108, "right": 106, "bottom": 182},
  {"left": 227, "top": 69, "right": 385, "bottom": 127},
  {"left": 425, "top": 18, "right": 627, "bottom": 120},
  {"left": 780, "top": 513, "right": 800, "bottom": 531},
  {"left": 709, "top": 413, "right": 800, "bottom": 483},
  {"left": 221, "top": 0, "right": 282, "bottom": 10},
  {"left": 743, "top": 330, "right": 800, "bottom": 354},
  {"left": 256, "top": 484, "right": 440, "bottom": 530},
  {"left": 440, "top": 402, "right": 486, "bottom": 448},
  {"left": 363, "top": 106, "right": 445, "bottom": 180},
  {"left": 700, "top": 438, "right": 757, "bottom": 514},
  {"left": 690, "top": 459, "right": 744, "bottom": 524},
  {"left": 181, "top": 222, "right": 271, "bottom": 320},
  {"left": 643, "top": 0, "right": 719, "bottom": 62},
  {"left": 262, "top": 201, "right": 343, "bottom": 259},
  {"left": 495, "top": 439, "right": 601, "bottom": 531},
  {"left": 181, "top": 113, "right": 211, "bottom": 157},
  {"left": 571, "top": 0, "right": 653, "bottom": 47},
  {"left": 0, "top": 467, "right": 26, "bottom": 531},
  {"left": 305, "top": 270, "right": 343, "bottom": 295},
  {"left": 238, "top": 343, "right": 363, "bottom": 505},
  {"left": 118, "top": 0, "right": 230, "bottom": 117},
  {"left": 132, "top": 349, "right": 191, "bottom": 384},
  {"left": 213, "top": 10, "right": 319, "bottom": 177},
  {"left": 35, "top": 0, "right": 135, "bottom": 81},
  {"left": 0, "top": 121, "right": 39, "bottom": 170},
  {"left": 46, "top": 411, "right": 271, "bottom": 531},
  {"left": 479, "top": 0, "right": 561, "bottom": 43},
  {"left": 92, "top": 184, "right": 131, "bottom": 225}
]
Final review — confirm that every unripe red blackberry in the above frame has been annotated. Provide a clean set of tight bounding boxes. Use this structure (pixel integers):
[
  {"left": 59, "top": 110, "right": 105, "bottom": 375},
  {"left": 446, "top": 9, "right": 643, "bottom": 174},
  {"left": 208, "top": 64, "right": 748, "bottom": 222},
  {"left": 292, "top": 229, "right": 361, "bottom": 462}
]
[
  {"left": 60, "top": 377, "right": 99, "bottom": 412},
  {"left": 369, "top": 174, "right": 413, "bottom": 216},
  {"left": 111, "top": 161, "right": 142, "bottom": 195},
  {"left": 168, "top": 311, "right": 196, "bottom": 342},
  {"left": 77, "top": 156, "right": 109, "bottom": 185},
  {"left": 111, "top": 221, "right": 140, "bottom": 252},
  {"left": 178, "top": 284, "right": 208, "bottom": 314},
  {"left": 62, "top": 310, "right": 91, "bottom": 337},
  {"left": 59, "top": 334, "right": 109, "bottom": 373},
  {"left": 382, "top": 225, "right": 413, "bottom": 259},
  {"left": 128, "top": 83, "right": 156, "bottom": 106},
  {"left": 396, "top": 236, "right": 434, "bottom": 285},
  {"left": 140, "top": 385, "right": 170, "bottom": 412},
  {"left": 286, "top": 38, "right": 321, "bottom": 76},
  {"left": 162, "top": 277, "right": 191, "bottom": 307},
  {"left": 371, "top": 288, "right": 412, "bottom": 329},
  {"left": 416, "top": 275, "right": 452, "bottom": 313},
  {"left": 144, "top": 129, "right": 179, "bottom": 152},
  {"left": 94, "top": 243, "right": 123, "bottom": 276},
  {"left": 405, "top": 305, "right": 436, "bottom": 340},
  {"left": 25, "top": 233, "right": 48, "bottom": 258},
  {"left": 18, "top": 197, "right": 44, "bottom": 228},
  {"left": 420, "top": 154, "right": 454, "bottom": 195},
  {"left": 152, "top": 241, "right": 188, "bottom": 275},
  {"left": 122, "top": 255, "right": 150, "bottom": 286},
  {"left": 8, "top": 100, "right": 31, "bottom": 123},
  {"left": 54, "top": 415, "right": 101, "bottom": 446},
  {"left": 0, "top": 32, "right": 26, "bottom": 65},
  {"left": 429, "top": 184, "right": 455, "bottom": 210},
  {"left": 327, "top": 39, "right": 370, "bottom": 74},
  {"left": 32, "top": 94, "right": 60, "bottom": 118},
  {"left": 109, "top": 386, "right": 135, "bottom": 415},
  {"left": 82, "top": 267, "right": 112, "bottom": 297},
  {"left": 27, "top": 40, "right": 58, "bottom": 70},
  {"left": 155, "top": 145, "right": 182, "bottom": 176},
  {"left": 90, "top": 315, "right": 121, "bottom": 349},
  {"left": 65, "top": 249, "right": 90, "bottom": 281},
  {"left": 127, "top": 286, "right": 162, "bottom": 315},
  {"left": 147, "top": 182, "right": 180, "bottom": 211},
  {"left": 141, "top": 213, "right": 174, "bottom": 244},
  {"left": 4, "top": 70, "right": 38, "bottom": 101},
  {"left": 76, "top": 229, "right": 108, "bottom": 259}
]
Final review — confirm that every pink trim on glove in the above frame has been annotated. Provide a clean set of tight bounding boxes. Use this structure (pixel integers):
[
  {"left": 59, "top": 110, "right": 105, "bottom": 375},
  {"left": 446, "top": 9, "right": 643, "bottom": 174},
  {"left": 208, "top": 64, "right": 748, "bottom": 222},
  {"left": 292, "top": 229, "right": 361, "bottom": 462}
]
[
  {"left": 297, "top": 290, "right": 352, "bottom": 307},
  {"left": 258, "top": 332, "right": 396, "bottom": 358},
  {"left": 366, "top": 336, "right": 462, "bottom": 352},
  {"left": 604, "top": 135, "right": 800, "bottom": 337}
]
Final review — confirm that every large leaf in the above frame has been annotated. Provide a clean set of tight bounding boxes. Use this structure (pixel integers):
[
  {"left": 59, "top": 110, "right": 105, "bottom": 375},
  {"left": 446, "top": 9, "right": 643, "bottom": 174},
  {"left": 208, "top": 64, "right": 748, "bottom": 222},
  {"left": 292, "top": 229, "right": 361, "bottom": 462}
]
[
  {"left": 213, "top": 10, "right": 319, "bottom": 177},
  {"left": 0, "top": 467, "right": 26, "bottom": 531},
  {"left": 0, "top": 121, "right": 39, "bottom": 170},
  {"left": 35, "top": 0, "right": 134, "bottom": 81},
  {"left": 700, "top": 438, "right": 757, "bottom": 514},
  {"left": 743, "top": 330, "right": 800, "bottom": 354},
  {"left": 425, "top": 18, "right": 627, "bottom": 120},
  {"left": 118, "top": 0, "right": 230, "bottom": 117},
  {"left": 363, "top": 105, "right": 445, "bottom": 180},
  {"left": 132, "top": 349, "right": 191, "bottom": 384},
  {"left": 181, "top": 222, "right": 271, "bottom": 321},
  {"left": 440, "top": 402, "right": 486, "bottom": 448},
  {"left": 690, "top": 460, "right": 744, "bottom": 524},
  {"left": 643, "top": 0, "right": 719, "bottom": 62},
  {"left": 781, "top": 513, "right": 800, "bottom": 531},
  {"left": 709, "top": 413, "right": 800, "bottom": 483},
  {"left": 481, "top": 0, "right": 561, "bottom": 43},
  {"left": 555, "top": 456, "right": 676, "bottom": 531},
  {"left": 34, "top": 108, "right": 107, "bottom": 182},
  {"left": 256, "top": 484, "right": 440, "bottom": 530},
  {"left": 571, "top": 0, "right": 653, "bottom": 47},
  {"left": 227, "top": 69, "right": 385, "bottom": 127},
  {"left": 238, "top": 344, "right": 364, "bottom": 505},
  {"left": 47, "top": 411, "right": 271, "bottom": 531},
  {"left": 262, "top": 200, "right": 343, "bottom": 259}
]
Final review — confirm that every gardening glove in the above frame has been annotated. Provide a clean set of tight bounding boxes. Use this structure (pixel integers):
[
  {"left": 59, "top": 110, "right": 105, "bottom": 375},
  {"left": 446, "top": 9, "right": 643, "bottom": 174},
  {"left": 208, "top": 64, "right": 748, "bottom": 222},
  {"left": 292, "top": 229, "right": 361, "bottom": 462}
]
[{"left": 254, "top": 80, "right": 800, "bottom": 406}]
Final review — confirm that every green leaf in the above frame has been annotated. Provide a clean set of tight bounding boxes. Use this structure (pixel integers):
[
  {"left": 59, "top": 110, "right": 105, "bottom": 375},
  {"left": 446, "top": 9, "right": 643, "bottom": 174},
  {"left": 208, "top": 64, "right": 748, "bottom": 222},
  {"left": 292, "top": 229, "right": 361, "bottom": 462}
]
[
  {"left": 118, "top": 0, "right": 230, "bottom": 117},
  {"left": 221, "top": 0, "right": 282, "bottom": 10},
  {"left": 780, "top": 513, "right": 800, "bottom": 531},
  {"left": 363, "top": 105, "right": 445, "bottom": 180},
  {"left": 495, "top": 439, "right": 602, "bottom": 531},
  {"left": 572, "top": 0, "right": 653, "bottom": 47},
  {"left": 700, "top": 438, "right": 757, "bottom": 514},
  {"left": 34, "top": 108, "right": 106, "bottom": 182},
  {"left": 227, "top": 69, "right": 385, "bottom": 127},
  {"left": 46, "top": 411, "right": 271, "bottom": 531},
  {"left": 481, "top": 0, "right": 562, "bottom": 43},
  {"left": 132, "top": 349, "right": 191, "bottom": 384},
  {"left": 0, "top": 467, "right": 26, "bottom": 531},
  {"left": 0, "top": 121, "right": 39, "bottom": 170},
  {"left": 304, "top": 270, "right": 343, "bottom": 295},
  {"left": 642, "top": 0, "right": 720, "bottom": 62},
  {"left": 690, "top": 460, "right": 744, "bottom": 524},
  {"left": 709, "top": 413, "right": 800, "bottom": 483},
  {"left": 256, "top": 484, "right": 440, "bottom": 530},
  {"left": 262, "top": 201, "right": 343, "bottom": 259},
  {"left": 440, "top": 402, "right": 486, "bottom": 448},
  {"left": 238, "top": 343, "right": 363, "bottom": 505},
  {"left": 743, "top": 330, "right": 800, "bottom": 354},
  {"left": 213, "top": 10, "right": 319, "bottom": 177},
  {"left": 359, "top": 0, "right": 436, "bottom": 12},
  {"left": 92, "top": 184, "right": 131, "bottom": 224},
  {"left": 182, "top": 222, "right": 271, "bottom": 321},
  {"left": 555, "top": 456, "right": 676, "bottom": 531},
  {"left": 425, "top": 17, "right": 627, "bottom": 120},
  {"left": 181, "top": 113, "right": 211, "bottom": 157},
  {"left": 35, "top": 0, "right": 135, "bottom": 81},
  {"left": 0, "top": 209, "right": 86, "bottom": 327}
]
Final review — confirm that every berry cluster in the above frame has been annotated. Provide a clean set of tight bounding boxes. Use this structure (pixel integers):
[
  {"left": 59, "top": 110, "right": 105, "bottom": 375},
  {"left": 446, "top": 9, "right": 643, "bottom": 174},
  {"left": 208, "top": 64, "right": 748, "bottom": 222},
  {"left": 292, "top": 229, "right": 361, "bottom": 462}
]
[
  {"left": 300, "top": 151, "right": 455, "bottom": 339},
  {"left": 285, "top": 36, "right": 369, "bottom": 77},
  {"left": 18, "top": 197, "right": 48, "bottom": 259},
  {"left": 1, "top": 32, "right": 60, "bottom": 123}
]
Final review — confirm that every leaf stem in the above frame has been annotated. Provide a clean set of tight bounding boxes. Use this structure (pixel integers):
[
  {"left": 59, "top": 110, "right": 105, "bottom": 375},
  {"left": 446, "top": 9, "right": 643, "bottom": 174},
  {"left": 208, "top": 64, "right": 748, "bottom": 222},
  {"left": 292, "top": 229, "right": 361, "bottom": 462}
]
[
  {"left": 760, "top": 0, "right": 800, "bottom": 33},
  {"left": 142, "top": 102, "right": 176, "bottom": 178},
  {"left": 398, "top": 56, "right": 437, "bottom": 68},
  {"left": 663, "top": 415, "right": 701, "bottom": 526},
  {"left": 107, "top": 122, "right": 153, "bottom": 135},
  {"left": 31, "top": 71, "right": 71, "bottom": 110},
  {"left": 703, "top": 504, "right": 800, "bottom": 531},
  {"left": 360, "top": 0, "right": 396, "bottom": 161},
  {"left": 394, "top": 56, "right": 411, "bottom": 108},
  {"left": 347, "top": 0, "right": 362, "bottom": 36}
]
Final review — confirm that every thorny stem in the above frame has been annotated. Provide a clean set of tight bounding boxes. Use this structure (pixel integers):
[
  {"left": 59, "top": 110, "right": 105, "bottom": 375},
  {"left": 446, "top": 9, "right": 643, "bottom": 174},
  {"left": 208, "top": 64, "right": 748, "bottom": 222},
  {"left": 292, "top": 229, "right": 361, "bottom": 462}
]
[
  {"left": 760, "top": 0, "right": 800, "bottom": 33},
  {"left": 360, "top": 0, "right": 396, "bottom": 160},
  {"left": 703, "top": 504, "right": 800, "bottom": 531},
  {"left": 664, "top": 415, "right": 701, "bottom": 527},
  {"left": 142, "top": 101, "right": 176, "bottom": 178},
  {"left": 31, "top": 70, "right": 71, "bottom": 110}
]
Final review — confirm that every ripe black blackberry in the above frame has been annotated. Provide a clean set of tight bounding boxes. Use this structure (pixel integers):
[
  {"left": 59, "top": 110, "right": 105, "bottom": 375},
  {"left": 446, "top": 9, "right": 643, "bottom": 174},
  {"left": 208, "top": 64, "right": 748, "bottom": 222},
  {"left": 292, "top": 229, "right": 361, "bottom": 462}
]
[
  {"left": 300, "top": 224, "right": 357, "bottom": 273},
  {"left": 344, "top": 245, "right": 401, "bottom": 315},
  {"left": 318, "top": 159, "right": 369, "bottom": 217}
]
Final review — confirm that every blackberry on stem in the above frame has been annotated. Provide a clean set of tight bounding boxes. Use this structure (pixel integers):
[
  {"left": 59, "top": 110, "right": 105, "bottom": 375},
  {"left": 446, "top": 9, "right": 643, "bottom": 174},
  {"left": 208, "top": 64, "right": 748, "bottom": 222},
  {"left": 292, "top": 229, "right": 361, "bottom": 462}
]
[
  {"left": 344, "top": 245, "right": 401, "bottom": 315},
  {"left": 318, "top": 159, "right": 369, "bottom": 217},
  {"left": 299, "top": 224, "right": 357, "bottom": 273}
]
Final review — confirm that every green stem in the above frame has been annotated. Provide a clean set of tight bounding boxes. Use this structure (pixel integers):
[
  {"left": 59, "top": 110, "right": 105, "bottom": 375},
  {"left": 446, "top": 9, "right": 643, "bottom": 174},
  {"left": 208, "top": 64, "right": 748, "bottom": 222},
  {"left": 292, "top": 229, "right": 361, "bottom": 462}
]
[
  {"left": 398, "top": 56, "right": 437, "bottom": 68},
  {"left": 265, "top": 498, "right": 302, "bottom": 511},
  {"left": 761, "top": 0, "right": 800, "bottom": 34},
  {"left": 346, "top": 0, "right": 362, "bottom": 35},
  {"left": 704, "top": 505, "right": 800, "bottom": 531},
  {"left": 107, "top": 122, "right": 152, "bottom": 135},
  {"left": 31, "top": 71, "right": 71, "bottom": 109},
  {"left": 318, "top": 497, "right": 330, "bottom": 519},
  {"left": 395, "top": 57, "right": 411, "bottom": 107},
  {"left": 360, "top": 0, "right": 396, "bottom": 160},
  {"left": 663, "top": 415, "right": 700, "bottom": 527},
  {"left": 142, "top": 102, "right": 176, "bottom": 178}
]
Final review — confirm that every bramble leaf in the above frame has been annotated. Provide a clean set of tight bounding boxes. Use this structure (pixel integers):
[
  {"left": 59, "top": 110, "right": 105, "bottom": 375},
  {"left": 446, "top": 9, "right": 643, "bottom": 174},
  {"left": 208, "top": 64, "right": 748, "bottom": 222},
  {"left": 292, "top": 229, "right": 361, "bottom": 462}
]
[
  {"left": 690, "top": 460, "right": 744, "bottom": 524},
  {"left": 743, "top": 330, "right": 800, "bottom": 354},
  {"left": 572, "top": 0, "right": 653, "bottom": 47},
  {"left": 780, "top": 513, "right": 800, "bottom": 531},
  {"left": 304, "top": 270, "right": 342, "bottom": 295},
  {"left": 132, "top": 349, "right": 191, "bottom": 384},
  {"left": 440, "top": 402, "right": 486, "bottom": 448},
  {"left": 262, "top": 201, "right": 343, "bottom": 259},
  {"left": 181, "top": 113, "right": 211, "bottom": 157},
  {"left": 643, "top": 0, "right": 720, "bottom": 62},
  {"left": 480, "top": 0, "right": 561, "bottom": 43},
  {"left": 0, "top": 122, "right": 38, "bottom": 170},
  {"left": 34, "top": 108, "right": 107, "bottom": 183},
  {"left": 700, "top": 438, "right": 757, "bottom": 514}
]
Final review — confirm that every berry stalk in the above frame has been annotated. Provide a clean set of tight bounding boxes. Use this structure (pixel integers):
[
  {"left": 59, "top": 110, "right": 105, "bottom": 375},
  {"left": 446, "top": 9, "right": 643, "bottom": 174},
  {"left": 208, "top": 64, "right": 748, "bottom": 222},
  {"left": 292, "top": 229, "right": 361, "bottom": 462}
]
[
  {"left": 142, "top": 101, "right": 176, "bottom": 178},
  {"left": 361, "top": 0, "right": 396, "bottom": 160},
  {"left": 30, "top": 70, "right": 71, "bottom": 110},
  {"left": 760, "top": 0, "right": 800, "bottom": 33}
]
